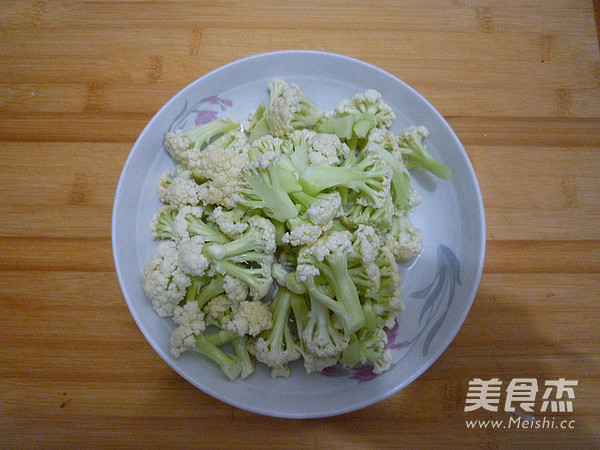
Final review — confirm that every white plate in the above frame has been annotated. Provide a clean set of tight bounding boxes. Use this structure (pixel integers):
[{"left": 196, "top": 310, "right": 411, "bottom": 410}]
[{"left": 112, "top": 50, "right": 485, "bottom": 418}]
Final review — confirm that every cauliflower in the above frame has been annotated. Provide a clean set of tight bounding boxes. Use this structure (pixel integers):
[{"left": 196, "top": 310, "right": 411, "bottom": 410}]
[
  {"left": 305, "top": 191, "right": 342, "bottom": 225},
  {"left": 188, "top": 143, "right": 249, "bottom": 208},
  {"left": 173, "top": 205, "right": 228, "bottom": 243},
  {"left": 249, "top": 288, "right": 302, "bottom": 377},
  {"left": 208, "top": 206, "right": 249, "bottom": 237},
  {"left": 281, "top": 222, "right": 324, "bottom": 247},
  {"left": 296, "top": 231, "right": 366, "bottom": 335},
  {"left": 308, "top": 133, "right": 350, "bottom": 166},
  {"left": 169, "top": 324, "right": 198, "bottom": 358},
  {"left": 299, "top": 146, "right": 393, "bottom": 209},
  {"left": 157, "top": 169, "right": 202, "bottom": 209},
  {"left": 352, "top": 225, "right": 382, "bottom": 297},
  {"left": 149, "top": 205, "right": 178, "bottom": 240},
  {"left": 143, "top": 80, "right": 452, "bottom": 380},
  {"left": 222, "top": 274, "right": 249, "bottom": 302},
  {"left": 397, "top": 125, "right": 452, "bottom": 180},
  {"left": 176, "top": 235, "right": 209, "bottom": 277},
  {"left": 142, "top": 240, "right": 192, "bottom": 318},
  {"left": 226, "top": 300, "right": 273, "bottom": 337},
  {"left": 173, "top": 301, "right": 206, "bottom": 333},
  {"left": 384, "top": 213, "right": 423, "bottom": 262},
  {"left": 342, "top": 328, "right": 392, "bottom": 375},
  {"left": 265, "top": 79, "right": 323, "bottom": 137},
  {"left": 282, "top": 191, "right": 342, "bottom": 246},
  {"left": 204, "top": 294, "right": 239, "bottom": 326},
  {"left": 204, "top": 295, "right": 272, "bottom": 337},
  {"left": 170, "top": 301, "right": 207, "bottom": 358},
  {"left": 164, "top": 117, "right": 240, "bottom": 163}
]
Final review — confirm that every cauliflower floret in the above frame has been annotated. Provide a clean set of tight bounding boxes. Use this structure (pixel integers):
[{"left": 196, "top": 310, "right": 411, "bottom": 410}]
[
  {"left": 149, "top": 205, "right": 178, "bottom": 240},
  {"left": 164, "top": 117, "right": 240, "bottom": 164},
  {"left": 215, "top": 129, "right": 251, "bottom": 156},
  {"left": 398, "top": 125, "right": 429, "bottom": 141},
  {"left": 252, "top": 336, "right": 300, "bottom": 375},
  {"left": 173, "top": 205, "right": 203, "bottom": 240},
  {"left": 309, "top": 231, "right": 353, "bottom": 263},
  {"left": 302, "top": 352, "right": 341, "bottom": 374},
  {"left": 335, "top": 88, "right": 396, "bottom": 128},
  {"left": 265, "top": 79, "right": 323, "bottom": 137},
  {"left": 208, "top": 206, "right": 248, "bottom": 237},
  {"left": 245, "top": 149, "right": 278, "bottom": 171},
  {"left": 246, "top": 215, "right": 277, "bottom": 255},
  {"left": 308, "top": 133, "right": 350, "bottom": 166},
  {"left": 169, "top": 324, "right": 198, "bottom": 358},
  {"left": 385, "top": 213, "right": 423, "bottom": 262},
  {"left": 223, "top": 274, "right": 249, "bottom": 302},
  {"left": 367, "top": 127, "right": 399, "bottom": 152},
  {"left": 173, "top": 301, "right": 206, "bottom": 334},
  {"left": 157, "top": 169, "right": 202, "bottom": 209},
  {"left": 204, "top": 294, "right": 240, "bottom": 328},
  {"left": 353, "top": 225, "right": 382, "bottom": 297},
  {"left": 295, "top": 230, "right": 354, "bottom": 282},
  {"left": 305, "top": 191, "right": 342, "bottom": 225},
  {"left": 295, "top": 263, "right": 321, "bottom": 283},
  {"left": 282, "top": 192, "right": 341, "bottom": 247},
  {"left": 226, "top": 300, "right": 273, "bottom": 337},
  {"left": 143, "top": 240, "right": 192, "bottom": 318},
  {"left": 176, "top": 235, "right": 209, "bottom": 277},
  {"left": 281, "top": 222, "right": 323, "bottom": 247},
  {"left": 187, "top": 144, "right": 248, "bottom": 208}
]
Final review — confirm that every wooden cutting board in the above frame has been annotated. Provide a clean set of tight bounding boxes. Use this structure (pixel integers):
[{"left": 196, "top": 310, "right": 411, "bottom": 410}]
[{"left": 1, "top": 1, "right": 599, "bottom": 447}]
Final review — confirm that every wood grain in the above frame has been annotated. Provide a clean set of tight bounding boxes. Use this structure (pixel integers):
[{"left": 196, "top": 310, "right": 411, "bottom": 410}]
[{"left": 1, "top": 0, "right": 599, "bottom": 448}]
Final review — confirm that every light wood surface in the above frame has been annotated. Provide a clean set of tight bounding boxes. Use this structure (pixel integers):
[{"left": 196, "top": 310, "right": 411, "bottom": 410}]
[{"left": 1, "top": 1, "right": 599, "bottom": 448}]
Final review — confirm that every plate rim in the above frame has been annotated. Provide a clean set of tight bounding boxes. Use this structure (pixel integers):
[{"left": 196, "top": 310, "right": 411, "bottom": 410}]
[{"left": 112, "top": 49, "right": 486, "bottom": 418}]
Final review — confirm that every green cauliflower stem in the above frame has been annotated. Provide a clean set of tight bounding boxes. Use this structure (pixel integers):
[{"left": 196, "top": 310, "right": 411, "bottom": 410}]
[
  {"left": 192, "top": 331, "right": 243, "bottom": 381},
  {"left": 290, "top": 291, "right": 344, "bottom": 374},
  {"left": 236, "top": 151, "right": 300, "bottom": 223},
  {"left": 205, "top": 215, "right": 276, "bottom": 260},
  {"left": 296, "top": 231, "right": 366, "bottom": 334},
  {"left": 299, "top": 147, "right": 392, "bottom": 208},
  {"left": 231, "top": 335, "right": 255, "bottom": 379},
  {"left": 249, "top": 287, "right": 302, "bottom": 377},
  {"left": 271, "top": 262, "right": 306, "bottom": 295},
  {"left": 342, "top": 327, "right": 392, "bottom": 375},
  {"left": 164, "top": 117, "right": 240, "bottom": 164},
  {"left": 149, "top": 205, "right": 178, "bottom": 240},
  {"left": 316, "top": 89, "right": 396, "bottom": 146},
  {"left": 397, "top": 126, "right": 452, "bottom": 180},
  {"left": 366, "top": 129, "right": 419, "bottom": 213},
  {"left": 212, "top": 257, "right": 274, "bottom": 301},
  {"left": 173, "top": 205, "right": 229, "bottom": 243},
  {"left": 341, "top": 194, "right": 394, "bottom": 232},
  {"left": 185, "top": 273, "right": 226, "bottom": 308}
]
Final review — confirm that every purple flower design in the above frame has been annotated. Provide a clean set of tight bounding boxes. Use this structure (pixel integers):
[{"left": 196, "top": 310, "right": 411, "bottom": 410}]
[
  {"left": 321, "top": 365, "right": 345, "bottom": 377},
  {"left": 194, "top": 109, "right": 219, "bottom": 125},
  {"left": 351, "top": 365, "right": 377, "bottom": 383},
  {"left": 207, "top": 94, "right": 233, "bottom": 110},
  {"left": 169, "top": 94, "right": 234, "bottom": 131},
  {"left": 384, "top": 319, "right": 410, "bottom": 350}
]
